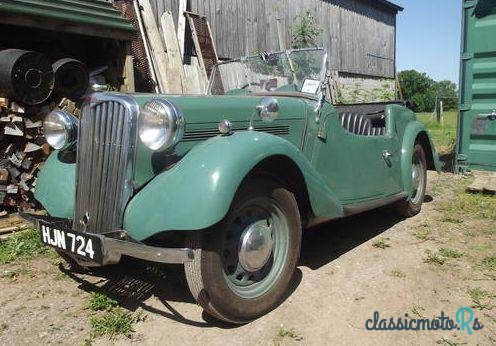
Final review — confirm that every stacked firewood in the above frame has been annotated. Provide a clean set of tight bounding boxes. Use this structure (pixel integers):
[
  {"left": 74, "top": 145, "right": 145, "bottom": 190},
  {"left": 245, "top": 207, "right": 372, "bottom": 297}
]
[{"left": 0, "top": 97, "right": 51, "bottom": 214}]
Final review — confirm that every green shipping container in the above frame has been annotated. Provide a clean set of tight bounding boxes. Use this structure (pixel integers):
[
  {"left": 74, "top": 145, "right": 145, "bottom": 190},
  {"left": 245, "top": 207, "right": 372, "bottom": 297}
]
[{"left": 456, "top": 0, "right": 496, "bottom": 172}]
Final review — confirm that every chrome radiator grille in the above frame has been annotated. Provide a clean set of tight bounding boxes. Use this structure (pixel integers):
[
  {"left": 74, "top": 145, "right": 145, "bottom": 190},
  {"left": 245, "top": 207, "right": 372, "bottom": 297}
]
[{"left": 74, "top": 94, "right": 139, "bottom": 233}]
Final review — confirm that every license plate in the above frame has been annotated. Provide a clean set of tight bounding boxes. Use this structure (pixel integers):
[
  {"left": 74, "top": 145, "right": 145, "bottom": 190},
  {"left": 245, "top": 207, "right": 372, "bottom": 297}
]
[{"left": 39, "top": 221, "right": 103, "bottom": 263}]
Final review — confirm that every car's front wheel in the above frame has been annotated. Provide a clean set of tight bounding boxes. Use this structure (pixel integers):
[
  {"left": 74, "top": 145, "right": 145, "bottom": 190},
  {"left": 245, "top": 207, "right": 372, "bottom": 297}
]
[{"left": 184, "top": 178, "right": 302, "bottom": 324}]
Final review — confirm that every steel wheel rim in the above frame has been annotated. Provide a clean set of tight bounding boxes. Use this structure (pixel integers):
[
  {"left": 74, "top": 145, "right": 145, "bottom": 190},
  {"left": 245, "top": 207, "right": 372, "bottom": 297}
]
[
  {"left": 221, "top": 197, "right": 289, "bottom": 298},
  {"left": 410, "top": 154, "right": 425, "bottom": 204}
]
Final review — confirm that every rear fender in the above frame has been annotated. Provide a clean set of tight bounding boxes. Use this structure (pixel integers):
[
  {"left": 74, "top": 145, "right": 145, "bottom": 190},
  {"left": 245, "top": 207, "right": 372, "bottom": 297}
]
[{"left": 401, "top": 121, "right": 441, "bottom": 198}]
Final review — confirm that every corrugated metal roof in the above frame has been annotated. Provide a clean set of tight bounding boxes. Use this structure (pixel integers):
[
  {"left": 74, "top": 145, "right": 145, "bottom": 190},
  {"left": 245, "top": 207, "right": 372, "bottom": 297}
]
[{"left": 0, "top": 0, "right": 135, "bottom": 39}]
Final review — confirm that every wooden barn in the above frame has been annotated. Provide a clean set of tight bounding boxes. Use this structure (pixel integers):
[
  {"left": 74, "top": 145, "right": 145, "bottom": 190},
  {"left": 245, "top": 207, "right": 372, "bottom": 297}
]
[{"left": 149, "top": 0, "right": 403, "bottom": 102}]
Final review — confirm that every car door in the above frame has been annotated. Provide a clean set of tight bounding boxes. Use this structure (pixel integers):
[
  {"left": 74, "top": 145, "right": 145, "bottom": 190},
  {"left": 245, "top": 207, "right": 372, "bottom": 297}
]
[{"left": 308, "top": 102, "right": 401, "bottom": 203}]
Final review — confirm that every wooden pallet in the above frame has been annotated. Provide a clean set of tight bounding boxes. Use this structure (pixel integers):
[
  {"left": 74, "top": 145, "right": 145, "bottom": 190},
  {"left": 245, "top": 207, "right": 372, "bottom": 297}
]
[
  {"left": 184, "top": 11, "right": 219, "bottom": 82},
  {"left": 467, "top": 171, "right": 496, "bottom": 194}
]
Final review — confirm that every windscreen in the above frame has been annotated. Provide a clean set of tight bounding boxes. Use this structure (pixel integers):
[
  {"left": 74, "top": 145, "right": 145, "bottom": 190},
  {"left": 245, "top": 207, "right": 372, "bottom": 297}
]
[{"left": 208, "top": 49, "right": 326, "bottom": 96}]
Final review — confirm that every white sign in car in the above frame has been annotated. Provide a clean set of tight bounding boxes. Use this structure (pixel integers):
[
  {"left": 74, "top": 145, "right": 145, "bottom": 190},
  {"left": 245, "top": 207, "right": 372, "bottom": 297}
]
[{"left": 301, "top": 79, "right": 321, "bottom": 94}]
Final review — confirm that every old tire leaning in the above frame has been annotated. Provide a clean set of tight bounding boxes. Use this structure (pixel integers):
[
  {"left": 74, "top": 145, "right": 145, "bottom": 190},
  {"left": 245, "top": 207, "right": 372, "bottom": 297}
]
[
  {"left": 184, "top": 178, "right": 302, "bottom": 324},
  {"left": 395, "top": 144, "right": 427, "bottom": 217}
]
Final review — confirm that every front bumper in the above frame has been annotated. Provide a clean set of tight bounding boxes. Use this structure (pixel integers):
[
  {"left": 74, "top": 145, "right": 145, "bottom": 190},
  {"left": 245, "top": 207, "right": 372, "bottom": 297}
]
[{"left": 21, "top": 213, "right": 194, "bottom": 267}]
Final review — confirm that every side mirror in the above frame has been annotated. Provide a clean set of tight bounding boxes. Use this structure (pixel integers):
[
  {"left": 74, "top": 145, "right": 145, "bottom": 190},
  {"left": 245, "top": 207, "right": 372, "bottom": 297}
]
[{"left": 256, "top": 96, "right": 279, "bottom": 122}]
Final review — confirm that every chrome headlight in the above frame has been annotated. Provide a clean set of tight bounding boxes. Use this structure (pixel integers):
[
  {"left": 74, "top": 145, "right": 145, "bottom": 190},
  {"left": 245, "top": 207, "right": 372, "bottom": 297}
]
[
  {"left": 43, "top": 109, "right": 78, "bottom": 150},
  {"left": 138, "top": 99, "right": 184, "bottom": 151}
]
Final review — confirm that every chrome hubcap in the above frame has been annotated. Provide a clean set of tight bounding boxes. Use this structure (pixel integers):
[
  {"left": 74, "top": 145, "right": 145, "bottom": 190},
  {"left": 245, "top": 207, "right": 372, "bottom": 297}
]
[{"left": 238, "top": 220, "right": 274, "bottom": 272}]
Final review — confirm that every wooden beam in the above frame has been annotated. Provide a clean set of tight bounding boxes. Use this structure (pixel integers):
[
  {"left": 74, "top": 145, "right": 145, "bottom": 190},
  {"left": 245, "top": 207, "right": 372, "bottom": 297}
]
[
  {"left": 160, "top": 11, "right": 186, "bottom": 93},
  {"left": 177, "top": 0, "right": 187, "bottom": 59},
  {"left": 121, "top": 54, "right": 135, "bottom": 92},
  {"left": 186, "top": 14, "right": 208, "bottom": 85},
  {"left": 137, "top": 0, "right": 170, "bottom": 93}
]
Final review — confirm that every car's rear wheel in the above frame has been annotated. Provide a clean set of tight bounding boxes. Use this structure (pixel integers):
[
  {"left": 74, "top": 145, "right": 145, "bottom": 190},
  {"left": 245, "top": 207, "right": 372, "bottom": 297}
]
[
  {"left": 184, "top": 178, "right": 302, "bottom": 324},
  {"left": 395, "top": 144, "right": 427, "bottom": 217}
]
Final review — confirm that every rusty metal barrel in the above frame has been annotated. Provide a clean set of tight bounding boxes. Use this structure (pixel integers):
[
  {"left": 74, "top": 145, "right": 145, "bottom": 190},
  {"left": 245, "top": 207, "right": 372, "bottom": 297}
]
[{"left": 0, "top": 49, "right": 54, "bottom": 105}]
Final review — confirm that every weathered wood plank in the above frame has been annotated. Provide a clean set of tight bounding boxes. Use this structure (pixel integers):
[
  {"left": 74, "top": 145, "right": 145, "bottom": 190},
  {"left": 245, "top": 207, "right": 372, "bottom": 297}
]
[
  {"left": 177, "top": 0, "right": 187, "bottom": 58},
  {"left": 138, "top": 0, "right": 170, "bottom": 93},
  {"left": 161, "top": 11, "right": 186, "bottom": 93}
]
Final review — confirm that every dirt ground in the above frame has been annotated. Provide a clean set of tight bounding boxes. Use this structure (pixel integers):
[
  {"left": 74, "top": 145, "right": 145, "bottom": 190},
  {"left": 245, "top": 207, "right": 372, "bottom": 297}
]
[{"left": 0, "top": 171, "right": 495, "bottom": 345}]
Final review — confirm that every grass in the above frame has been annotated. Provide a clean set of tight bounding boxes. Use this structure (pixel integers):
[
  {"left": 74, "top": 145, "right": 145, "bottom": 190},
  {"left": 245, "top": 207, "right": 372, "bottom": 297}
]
[
  {"left": 411, "top": 305, "right": 425, "bottom": 318},
  {"left": 372, "top": 238, "right": 391, "bottom": 249},
  {"left": 438, "top": 248, "right": 463, "bottom": 259},
  {"left": 87, "top": 292, "right": 119, "bottom": 312},
  {"left": 412, "top": 223, "right": 431, "bottom": 241},
  {"left": 435, "top": 178, "right": 496, "bottom": 222},
  {"left": 468, "top": 288, "right": 493, "bottom": 310},
  {"left": 89, "top": 308, "right": 145, "bottom": 339},
  {"left": 417, "top": 111, "right": 457, "bottom": 155},
  {"left": 0, "top": 229, "right": 51, "bottom": 264},
  {"left": 275, "top": 325, "right": 303, "bottom": 342},
  {"left": 391, "top": 269, "right": 406, "bottom": 278},
  {"left": 424, "top": 250, "right": 446, "bottom": 266},
  {"left": 481, "top": 256, "right": 496, "bottom": 271}
]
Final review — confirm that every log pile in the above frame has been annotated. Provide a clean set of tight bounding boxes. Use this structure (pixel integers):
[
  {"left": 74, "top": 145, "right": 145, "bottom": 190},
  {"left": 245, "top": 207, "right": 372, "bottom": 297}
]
[{"left": 0, "top": 97, "right": 51, "bottom": 215}]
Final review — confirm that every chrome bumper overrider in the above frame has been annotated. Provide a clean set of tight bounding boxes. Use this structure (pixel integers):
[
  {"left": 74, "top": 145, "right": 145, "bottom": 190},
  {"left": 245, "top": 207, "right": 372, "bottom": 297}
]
[{"left": 21, "top": 213, "right": 194, "bottom": 266}]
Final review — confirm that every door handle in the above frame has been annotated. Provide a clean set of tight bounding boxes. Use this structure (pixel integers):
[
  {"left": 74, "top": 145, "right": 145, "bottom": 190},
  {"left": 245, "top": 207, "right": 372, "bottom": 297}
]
[{"left": 382, "top": 150, "right": 392, "bottom": 160}]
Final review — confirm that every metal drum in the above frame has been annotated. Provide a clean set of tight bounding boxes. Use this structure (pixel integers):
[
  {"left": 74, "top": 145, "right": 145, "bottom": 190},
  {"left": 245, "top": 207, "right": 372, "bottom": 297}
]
[
  {"left": 0, "top": 49, "right": 54, "bottom": 105},
  {"left": 52, "top": 58, "right": 89, "bottom": 101}
]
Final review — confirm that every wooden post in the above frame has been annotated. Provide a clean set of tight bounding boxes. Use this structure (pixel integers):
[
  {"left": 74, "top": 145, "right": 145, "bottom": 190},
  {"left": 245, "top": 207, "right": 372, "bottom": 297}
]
[
  {"left": 161, "top": 11, "right": 186, "bottom": 93},
  {"left": 137, "top": 0, "right": 170, "bottom": 93},
  {"left": 120, "top": 54, "right": 135, "bottom": 92},
  {"left": 276, "top": 18, "right": 285, "bottom": 51},
  {"left": 177, "top": 0, "right": 187, "bottom": 59}
]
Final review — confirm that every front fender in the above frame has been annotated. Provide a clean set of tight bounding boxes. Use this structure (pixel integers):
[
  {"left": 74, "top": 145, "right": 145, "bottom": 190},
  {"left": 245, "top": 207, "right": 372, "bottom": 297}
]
[
  {"left": 34, "top": 151, "right": 76, "bottom": 218},
  {"left": 401, "top": 121, "right": 441, "bottom": 197},
  {"left": 123, "top": 131, "right": 343, "bottom": 241}
]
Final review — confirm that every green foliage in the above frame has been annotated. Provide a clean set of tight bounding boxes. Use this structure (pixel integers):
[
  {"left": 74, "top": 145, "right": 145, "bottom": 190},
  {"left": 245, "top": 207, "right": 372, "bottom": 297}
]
[
  {"left": 439, "top": 248, "right": 463, "bottom": 259},
  {"left": 398, "top": 70, "right": 458, "bottom": 112},
  {"left": 0, "top": 229, "right": 50, "bottom": 264},
  {"left": 87, "top": 293, "right": 119, "bottom": 312},
  {"left": 468, "top": 288, "right": 493, "bottom": 310},
  {"left": 436, "top": 80, "right": 458, "bottom": 110},
  {"left": 417, "top": 111, "right": 457, "bottom": 154},
  {"left": 89, "top": 308, "right": 145, "bottom": 339},
  {"left": 481, "top": 256, "right": 496, "bottom": 271},
  {"left": 424, "top": 250, "right": 446, "bottom": 265},
  {"left": 291, "top": 11, "right": 323, "bottom": 48}
]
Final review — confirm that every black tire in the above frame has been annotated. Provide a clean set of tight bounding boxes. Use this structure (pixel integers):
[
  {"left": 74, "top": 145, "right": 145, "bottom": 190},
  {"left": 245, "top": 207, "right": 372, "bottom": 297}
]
[
  {"left": 395, "top": 144, "right": 427, "bottom": 217},
  {"left": 184, "top": 178, "right": 302, "bottom": 324}
]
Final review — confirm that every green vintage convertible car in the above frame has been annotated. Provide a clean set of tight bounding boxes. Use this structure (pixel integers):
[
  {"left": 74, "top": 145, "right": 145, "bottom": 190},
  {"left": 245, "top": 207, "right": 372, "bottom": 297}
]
[{"left": 28, "top": 48, "right": 440, "bottom": 323}]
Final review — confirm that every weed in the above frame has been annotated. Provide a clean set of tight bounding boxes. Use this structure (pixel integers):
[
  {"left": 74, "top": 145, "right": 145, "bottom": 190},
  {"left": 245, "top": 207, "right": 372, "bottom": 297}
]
[
  {"left": 0, "top": 323, "right": 7, "bottom": 334},
  {"left": 372, "top": 238, "right": 391, "bottom": 249},
  {"left": 424, "top": 250, "right": 446, "bottom": 266},
  {"left": 468, "top": 288, "right": 492, "bottom": 310},
  {"left": 411, "top": 305, "right": 425, "bottom": 318},
  {"left": 90, "top": 308, "right": 145, "bottom": 339},
  {"left": 413, "top": 227, "right": 431, "bottom": 241},
  {"left": 436, "top": 337, "right": 467, "bottom": 346},
  {"left": 439, "top": 248, "right": 463, "bottom": 259},
  {"left": 0, "top": 229, "right": 50, "bottom": 264},
  {"left": 482, "top": 256, "right": 496, "bottom": 271},
  {"left": 391, "top": 269, "right": 406, "bottom": 278},
  {"left": 87, "top": 292, "right": 119, "bottom": 312},
  {"left": 276, "top": 325, "right": 303, "bottom": 342}
]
